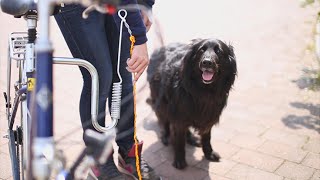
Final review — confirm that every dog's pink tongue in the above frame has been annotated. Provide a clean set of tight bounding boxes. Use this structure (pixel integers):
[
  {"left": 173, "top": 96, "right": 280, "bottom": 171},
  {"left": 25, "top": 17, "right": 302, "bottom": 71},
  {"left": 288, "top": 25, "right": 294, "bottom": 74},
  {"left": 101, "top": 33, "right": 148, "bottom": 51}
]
[{"left": 202, "top": 71, "right": 214, "bottom": 81}]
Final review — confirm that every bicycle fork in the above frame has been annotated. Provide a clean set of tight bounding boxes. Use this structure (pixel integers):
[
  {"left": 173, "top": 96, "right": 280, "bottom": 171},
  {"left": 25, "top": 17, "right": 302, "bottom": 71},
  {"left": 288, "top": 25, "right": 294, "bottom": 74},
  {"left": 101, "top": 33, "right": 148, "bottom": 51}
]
[{"left": 32, "top": 0, "right": 54, "bottom": 179}]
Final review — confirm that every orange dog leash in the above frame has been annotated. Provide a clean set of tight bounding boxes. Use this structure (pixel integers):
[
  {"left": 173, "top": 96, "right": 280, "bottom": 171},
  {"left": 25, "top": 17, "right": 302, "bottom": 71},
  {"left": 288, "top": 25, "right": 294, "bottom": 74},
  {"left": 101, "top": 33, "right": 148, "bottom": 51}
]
[{"left": 129, "top": 35, "right": 143, "bottom": 180}]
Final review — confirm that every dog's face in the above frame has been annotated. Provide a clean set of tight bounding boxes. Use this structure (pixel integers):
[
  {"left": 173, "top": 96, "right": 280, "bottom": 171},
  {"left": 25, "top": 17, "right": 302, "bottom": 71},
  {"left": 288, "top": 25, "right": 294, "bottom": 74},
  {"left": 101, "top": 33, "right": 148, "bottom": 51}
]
[
  {"left": 198, "top": 42, "right": 219, "bottom": 84},
  {"left": 183, "top": 39, "right": 237, "bottom": 87}
]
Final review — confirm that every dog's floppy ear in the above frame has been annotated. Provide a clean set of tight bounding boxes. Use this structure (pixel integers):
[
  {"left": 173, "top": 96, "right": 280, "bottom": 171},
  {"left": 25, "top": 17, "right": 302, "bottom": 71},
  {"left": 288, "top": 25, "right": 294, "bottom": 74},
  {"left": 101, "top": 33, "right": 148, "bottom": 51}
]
[
  {"left": 181, "top": 39, "right": 204, "bottom": 87},
  {"left": 183, "top": 38, "right": 204, "bottom": 61},
  {"left": 225, "top": 43, "right": 237, "bottom": 90},
  {"left": 228, "top": 44, "right": 237, "bottom": 70},
  {"left": 228, "top": 44, "right": 236, "bottom": 62}
]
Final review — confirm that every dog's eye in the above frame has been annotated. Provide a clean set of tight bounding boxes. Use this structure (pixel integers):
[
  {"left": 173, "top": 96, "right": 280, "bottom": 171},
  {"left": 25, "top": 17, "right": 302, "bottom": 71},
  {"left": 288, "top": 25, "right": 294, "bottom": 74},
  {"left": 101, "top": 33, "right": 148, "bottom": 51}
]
[
  {"left": 214, "top": 46, "right": 221, "bottom": 54},
  {"left": 199, "top": 48, "right": 205, "bottom": 54}
]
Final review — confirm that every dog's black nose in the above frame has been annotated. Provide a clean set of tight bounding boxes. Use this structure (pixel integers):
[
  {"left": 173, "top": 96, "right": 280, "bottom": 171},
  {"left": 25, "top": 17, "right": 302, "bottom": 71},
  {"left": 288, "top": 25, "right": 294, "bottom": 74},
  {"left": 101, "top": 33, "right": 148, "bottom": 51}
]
[{"left": 201, "top": 59, "right": 213, "bottom": 67}]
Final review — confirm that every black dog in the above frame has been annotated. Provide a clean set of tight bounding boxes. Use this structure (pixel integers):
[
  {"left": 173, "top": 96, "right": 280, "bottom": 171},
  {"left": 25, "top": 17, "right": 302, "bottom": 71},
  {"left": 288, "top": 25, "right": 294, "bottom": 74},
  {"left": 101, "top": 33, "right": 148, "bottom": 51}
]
[{"left": 146, "top": 38, "right": 237, "bottom": 169}]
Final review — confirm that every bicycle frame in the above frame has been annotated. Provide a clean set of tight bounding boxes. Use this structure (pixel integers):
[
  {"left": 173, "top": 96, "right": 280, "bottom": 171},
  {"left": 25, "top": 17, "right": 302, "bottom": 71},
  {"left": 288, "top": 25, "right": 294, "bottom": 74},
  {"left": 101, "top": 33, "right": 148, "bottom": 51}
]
[
  {"left": 4, "top": 14, "right": 109, "bottom": 180},
  {"left": 32, "top": 29, "right": 54, "bottom": 180},
  {"left": 3, "top": 5, "right": 105, "bottom": 180},
  {"left": 33, "top": 1, "right": 116, "bottom": 178},
  {"left": 2, "top": 0, "right": 135, "bottom": 178}
]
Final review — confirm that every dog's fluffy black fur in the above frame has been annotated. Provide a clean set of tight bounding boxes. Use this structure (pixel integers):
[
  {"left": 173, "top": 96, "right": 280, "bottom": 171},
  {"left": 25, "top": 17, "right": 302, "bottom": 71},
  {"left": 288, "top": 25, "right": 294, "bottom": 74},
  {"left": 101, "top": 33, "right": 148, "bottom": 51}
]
[{"left": 146, "top": 38, "right": 237, "bottom": 169}]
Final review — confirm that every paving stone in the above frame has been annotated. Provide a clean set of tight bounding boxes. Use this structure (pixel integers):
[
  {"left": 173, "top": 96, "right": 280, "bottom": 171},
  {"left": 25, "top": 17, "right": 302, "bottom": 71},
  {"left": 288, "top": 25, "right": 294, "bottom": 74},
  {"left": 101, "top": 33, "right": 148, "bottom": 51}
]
[
  {"left": 229, "top": 133, "right": 265, "bottom": 150},
  {"left": 225, "top": 163, "right": 283, "bottom": 180},
  {"left": 57, "top": 132, "right": 83, "bottom": 143},
  {"left": 59, "top": 128, "right": 83, "bottom": 143},
  {"left": 303, "top": 138, "right": 320, "bottom": 154},
  {"left": 223, "top": 103, "right": 282, "bottom": 128},
  {"left": 283, "top": 122, "right": 320, "bottom": 139},
  {"left": 143, "top": 149, "right": 167, "bottom": 168},
  {"left": 0, "top": 123, "right": 9, "bottom": 142},
  {"left": 258, "top": 140, "right": 308, "bottom": 163},
  {"left": 0, "top": 131, "right": 8, "bottom": 146},
  {"left": 220, "top": 119, "right": 268, "bottom": 136},
  {"left": 246, "top": 103, "right": 285, "bottom": 121},
  {"left": 0, "top": 153, "right": 13, "bottom": 179},
  {"left": 54, "top": 121, "right": 82, "bottom": 139},
  {"left": 202, "top": 173, "right": 231, "bottom": 180},
  {"left": 261, "top": 128, "right": 309, "bottom": 148},
  {"left": 196, "top": 158, "right": 237, "bottom": 176},
  {"left": 0, "top": 143, "right": 9, "bottom": 154},
  {"left": 138, "top": 130, "right": 167, "bottom": 169},
  {"left": 276, "top": 161, "right": 315, "bottom": 180},
  {"left": 302, "top": 152, "right": 320, "bottom": 170},
  {"left": 155, "top": 161, "right": 208, "bottom": 180},
  {"left": 231, "top": 149, "right": 284, "bottom": 172},
  {"left": 159, "top": 145, "right": 207, "bottom": 167},
  {"left": 211, "top": 140, "right": 241, "bottom": 159},
  {"left": 211, "top": 127, "right": 237, "bottom": 143},
  {"left": 63, "top": 144, "right": 86, "bottom": 168},
  {"left": 138, "top": 132, "right": 165, "bottom": 154},
  {"left": 156, "top": 177, "right": 170, "bottom": 180},
  {"left": 310, "top": 170, "right": 320, "bottom": 180},
  {"left": 138, "top": 112, "right": 162, "bottom": 133}
]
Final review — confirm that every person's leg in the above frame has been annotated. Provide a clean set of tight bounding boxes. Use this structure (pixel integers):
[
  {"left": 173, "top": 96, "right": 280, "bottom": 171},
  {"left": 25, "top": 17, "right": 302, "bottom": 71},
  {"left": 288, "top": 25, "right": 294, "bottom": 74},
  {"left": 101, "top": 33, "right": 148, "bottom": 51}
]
[
  {"left": 55, "top": 5, "right": 112, "bottom": 130},
  {"left": 54, "top": 5, "right": 126, "bottom": 179}
]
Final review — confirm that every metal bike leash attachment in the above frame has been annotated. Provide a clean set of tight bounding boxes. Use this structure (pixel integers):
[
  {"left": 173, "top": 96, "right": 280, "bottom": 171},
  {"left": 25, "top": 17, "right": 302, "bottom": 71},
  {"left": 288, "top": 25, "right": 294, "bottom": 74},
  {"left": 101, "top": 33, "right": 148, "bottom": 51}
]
[{"left": 91, "top": 9, "right": 131, "bottom": 132}]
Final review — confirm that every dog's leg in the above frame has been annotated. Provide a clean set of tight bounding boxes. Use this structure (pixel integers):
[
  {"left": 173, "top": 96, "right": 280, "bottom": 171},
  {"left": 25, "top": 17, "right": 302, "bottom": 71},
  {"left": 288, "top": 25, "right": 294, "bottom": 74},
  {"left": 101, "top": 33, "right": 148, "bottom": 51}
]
[
  {"left": 161, "top": 121, "right": 170, "bottom": 145},
  {"left": 171, "top": 125, "right": 188, "bottom": 169},
  {"left": 186, "top": 129, "right": 201, "bottom": 147},
  {"left": 201, "top": 130, "right": 221, "bottom": 162}
]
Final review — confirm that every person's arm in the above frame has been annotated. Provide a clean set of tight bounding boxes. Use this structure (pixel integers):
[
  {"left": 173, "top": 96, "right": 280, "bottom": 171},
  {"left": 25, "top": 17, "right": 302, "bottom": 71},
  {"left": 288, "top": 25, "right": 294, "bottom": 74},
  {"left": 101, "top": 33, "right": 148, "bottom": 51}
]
[
  {"left": 115, "top": 0, "right": 155, "bottom": 82},
  {"left": 137, "top": 0, "right": 155, "bottom": 9},
  {"left": 138, "top": 0, "right": 154, "bottom": 32}
]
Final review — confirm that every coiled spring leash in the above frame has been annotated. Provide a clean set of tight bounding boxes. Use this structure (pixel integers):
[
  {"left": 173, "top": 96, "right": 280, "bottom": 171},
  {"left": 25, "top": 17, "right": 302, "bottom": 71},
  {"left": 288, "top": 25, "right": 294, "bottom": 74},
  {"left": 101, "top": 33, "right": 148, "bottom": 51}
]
[
  {"left": 110, "top": 8, "right": 125, "bottom": 122},
  {"left": 118, "top": 9, "right": 142, "bottom": 180}
]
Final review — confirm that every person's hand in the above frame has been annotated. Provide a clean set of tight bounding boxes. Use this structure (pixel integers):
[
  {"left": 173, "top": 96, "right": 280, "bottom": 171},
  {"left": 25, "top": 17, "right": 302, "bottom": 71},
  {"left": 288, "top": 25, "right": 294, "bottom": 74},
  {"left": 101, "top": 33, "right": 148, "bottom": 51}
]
[
  {"left": 141, "top": 11, "right": 152, "bottom": 32},
  {"left": 126, "top": 43, "right": 149, "bottom": 83}
]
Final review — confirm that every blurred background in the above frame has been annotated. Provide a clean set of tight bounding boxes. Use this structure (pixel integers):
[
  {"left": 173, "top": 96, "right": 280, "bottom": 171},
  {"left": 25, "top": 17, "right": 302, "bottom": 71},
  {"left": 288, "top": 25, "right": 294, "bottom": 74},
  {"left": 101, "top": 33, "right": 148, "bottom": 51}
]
[{"left": 0, "top": 0, "right": 319, "bottom": 179}]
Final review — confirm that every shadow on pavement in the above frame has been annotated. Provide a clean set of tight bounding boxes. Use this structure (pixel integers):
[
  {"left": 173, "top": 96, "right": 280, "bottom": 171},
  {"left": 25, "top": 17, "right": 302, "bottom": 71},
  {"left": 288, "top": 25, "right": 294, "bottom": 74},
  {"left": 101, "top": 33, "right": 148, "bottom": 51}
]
[
  {"left": 292, "top": 68, "right": 320, "bottom": 91},
  {"left": 142, "top": 113, "right": 213, "bottom": 180},
  {"left": 282, "top": 102, "right": 320, "bottom": 134},
  {"left": 291, "top": 102, "right": 320, "bottom": 117}
]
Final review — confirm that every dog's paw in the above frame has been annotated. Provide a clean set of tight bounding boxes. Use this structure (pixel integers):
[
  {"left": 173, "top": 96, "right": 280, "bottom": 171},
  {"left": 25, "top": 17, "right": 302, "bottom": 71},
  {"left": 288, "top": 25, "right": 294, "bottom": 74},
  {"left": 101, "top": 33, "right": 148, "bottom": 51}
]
[
  {"left": 172, "top": 159, "right": 187, "bottom": 169},
  {"left": 161, "top": 135, "right": 169, "bottom": 146},
  {"left": 205, "top": 151, "right": 221, "bottom": 162}
]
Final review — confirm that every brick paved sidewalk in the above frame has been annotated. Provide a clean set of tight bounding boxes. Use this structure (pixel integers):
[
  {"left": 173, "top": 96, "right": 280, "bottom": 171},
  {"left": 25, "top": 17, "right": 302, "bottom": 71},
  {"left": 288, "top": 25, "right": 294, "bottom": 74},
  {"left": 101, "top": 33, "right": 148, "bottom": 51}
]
[{"left": 0, "top": 0, "right": 319, "bottom": 180}]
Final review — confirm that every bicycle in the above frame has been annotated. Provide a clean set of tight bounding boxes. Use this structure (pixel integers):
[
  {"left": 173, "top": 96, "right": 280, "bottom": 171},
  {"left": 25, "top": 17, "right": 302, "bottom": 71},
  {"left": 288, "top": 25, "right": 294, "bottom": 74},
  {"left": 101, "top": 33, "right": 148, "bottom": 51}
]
[{"left": 0, "top": 0, "right": 145, "bottom": 179}]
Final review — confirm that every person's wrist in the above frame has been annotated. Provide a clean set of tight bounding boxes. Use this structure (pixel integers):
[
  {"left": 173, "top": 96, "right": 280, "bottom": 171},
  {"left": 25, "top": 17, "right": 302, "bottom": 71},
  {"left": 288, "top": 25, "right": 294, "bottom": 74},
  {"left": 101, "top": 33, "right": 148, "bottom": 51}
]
[{"left": 133, "top": 34, "right": 148, "bottom": 45}]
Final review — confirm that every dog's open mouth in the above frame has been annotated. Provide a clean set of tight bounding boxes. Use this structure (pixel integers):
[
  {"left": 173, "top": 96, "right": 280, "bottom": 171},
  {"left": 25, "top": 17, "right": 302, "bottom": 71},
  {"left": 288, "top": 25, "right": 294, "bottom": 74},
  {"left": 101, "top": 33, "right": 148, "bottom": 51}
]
[{"left": 202, "top": 70, "right": 215, "bottom": 84}]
